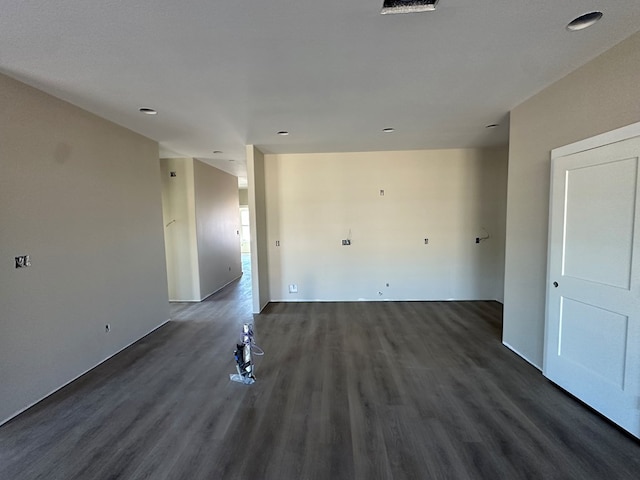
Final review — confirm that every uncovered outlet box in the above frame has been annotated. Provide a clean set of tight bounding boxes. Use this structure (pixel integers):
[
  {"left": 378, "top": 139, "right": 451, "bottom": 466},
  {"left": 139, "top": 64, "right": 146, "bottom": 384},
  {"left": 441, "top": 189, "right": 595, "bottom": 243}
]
[{"left": 15, "top": 255, "right": 31, "bottom": 268}]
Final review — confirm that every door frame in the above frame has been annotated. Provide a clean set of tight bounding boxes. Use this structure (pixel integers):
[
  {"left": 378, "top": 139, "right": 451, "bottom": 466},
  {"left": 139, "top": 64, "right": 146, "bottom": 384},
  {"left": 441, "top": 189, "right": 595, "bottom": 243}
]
[
  {"left": 550, "top": 122, "right": 640, "bottom": 160},
  {"left": 545, "top": 120, "right": 640, "bottom": 366},
  {"left": 544, "top": 121, "right": 640, "bottom": 438}
]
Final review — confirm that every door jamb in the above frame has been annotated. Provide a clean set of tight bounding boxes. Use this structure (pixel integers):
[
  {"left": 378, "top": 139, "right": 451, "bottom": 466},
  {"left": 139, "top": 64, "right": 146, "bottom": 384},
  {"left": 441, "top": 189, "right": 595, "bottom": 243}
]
[
  {"left": 544, "top": 120, "right": 640, "bottom": 373},
  {"left": 552, "top": 121, "right": 640, "bottom": 160}
]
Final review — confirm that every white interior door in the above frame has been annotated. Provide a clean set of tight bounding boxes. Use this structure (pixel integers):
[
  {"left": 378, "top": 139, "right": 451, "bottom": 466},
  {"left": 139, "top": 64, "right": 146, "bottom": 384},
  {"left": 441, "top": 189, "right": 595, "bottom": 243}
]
[{"left": 544, "top": 128, "right": 640, "bottom": 439}]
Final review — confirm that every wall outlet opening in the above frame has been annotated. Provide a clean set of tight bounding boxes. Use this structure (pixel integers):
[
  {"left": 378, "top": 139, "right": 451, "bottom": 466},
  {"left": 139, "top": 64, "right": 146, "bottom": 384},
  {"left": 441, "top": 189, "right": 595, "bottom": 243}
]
[{"left": 15, "top": 255, "right": 31, "bottom": 268}]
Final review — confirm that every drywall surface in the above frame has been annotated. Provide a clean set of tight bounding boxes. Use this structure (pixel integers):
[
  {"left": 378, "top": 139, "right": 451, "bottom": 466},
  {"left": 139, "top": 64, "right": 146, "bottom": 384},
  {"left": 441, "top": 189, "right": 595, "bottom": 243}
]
[
  {"left": 247, "top": 146, "right": 270, "bottom": 313},
  {"left": 0, "top": 72, "right": 169, "bottom": 424},
  {"left": 239, "top": 188, "right": 249, "bottom": 206},
  {"left": 160, "top": 158, "right": 200, "bottom": 301},
  {"left": 504, "top": 30, "right": 640, "bottom": 369},
  {"left": 160, "top": 158, "right": 242, "bottom": 301},
  {"left": 264, "top": 148, "right": 508, "bottom": 302},
  {"left": 193, "top": 159, "right": 242, "bottom": 299}
]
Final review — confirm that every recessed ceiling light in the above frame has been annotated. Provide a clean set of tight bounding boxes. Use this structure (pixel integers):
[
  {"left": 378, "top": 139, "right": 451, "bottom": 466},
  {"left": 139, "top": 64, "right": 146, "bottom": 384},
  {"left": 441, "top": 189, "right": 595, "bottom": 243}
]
[
  {"left": 382, "top": 127, "right": 395, "bottom": 133},
  {"left": 277, "top": 131, "right": 289, "bottom": 136},
  {"left": 139, "top": 108, "right": 157, "bottom": 115},
  {"left": 381, "top": 0, "right": 439, "bottom": 15},
  {"left": 213, "top": 150, "right": 223, "bottom": 154},
  {"left": 567, "top": 11, "right": 603, "bottom": 31},
  {"left": 485, "top": 124, "right": 499, "bottom": 129}
]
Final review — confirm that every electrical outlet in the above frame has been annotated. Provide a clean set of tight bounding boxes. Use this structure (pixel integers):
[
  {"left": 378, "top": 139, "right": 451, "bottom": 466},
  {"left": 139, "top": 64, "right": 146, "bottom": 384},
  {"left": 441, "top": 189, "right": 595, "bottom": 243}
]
[
  {"left": 289, "top": 284, "right": 298, "bottom": 293},
  {"left": 342, "top": 239, "right": 351, "bottom": 246},
  {"left": 15, "top": 255, "right": 31, "bottom": 268},
  {"left": 276, "top": 240, "right": 280, "bottom": 247}
]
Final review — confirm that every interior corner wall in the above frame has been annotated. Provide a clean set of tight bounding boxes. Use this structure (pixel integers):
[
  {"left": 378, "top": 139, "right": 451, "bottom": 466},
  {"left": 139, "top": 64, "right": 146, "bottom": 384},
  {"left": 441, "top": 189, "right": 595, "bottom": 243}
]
[
  {"left": 504, "top": 30, "right": 640, "bottom": 369},
  {"left": 264, "top": 148, "right": 508, "bottom": 302},
  {"left": 246, "top": 145, "right": 270, "bottom": 313},
  {"left": 490, "top": 146, "right": 508, "bottom": 304},
  {"left": 193, "top": 159, "right": 242, "bottom": 299},
  {"left": 0, "top": 72, "right": 169, "bottom": 424},
  {"left": 160, "top": 158, "right": 200, "bottom": 301}
]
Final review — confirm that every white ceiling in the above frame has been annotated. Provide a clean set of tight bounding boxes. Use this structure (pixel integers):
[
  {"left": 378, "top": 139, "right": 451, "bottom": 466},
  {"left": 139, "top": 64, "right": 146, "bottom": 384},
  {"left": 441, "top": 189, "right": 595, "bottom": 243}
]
[{"left": 2, "top": 1, "right": 639, "bottom": 186}]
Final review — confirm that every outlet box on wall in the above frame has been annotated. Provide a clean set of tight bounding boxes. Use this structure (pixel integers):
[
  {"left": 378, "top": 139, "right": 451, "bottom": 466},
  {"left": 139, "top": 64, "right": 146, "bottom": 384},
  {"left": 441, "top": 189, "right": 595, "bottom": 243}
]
[{"left": 15, "top": 255, "right": 31, "bottom": 268}]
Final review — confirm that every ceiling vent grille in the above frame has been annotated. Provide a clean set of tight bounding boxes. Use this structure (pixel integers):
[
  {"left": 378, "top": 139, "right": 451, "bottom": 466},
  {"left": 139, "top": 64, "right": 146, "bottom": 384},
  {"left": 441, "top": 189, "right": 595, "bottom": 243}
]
[{"left": 380, "top": 0, "right": 439, "bottom": 15}]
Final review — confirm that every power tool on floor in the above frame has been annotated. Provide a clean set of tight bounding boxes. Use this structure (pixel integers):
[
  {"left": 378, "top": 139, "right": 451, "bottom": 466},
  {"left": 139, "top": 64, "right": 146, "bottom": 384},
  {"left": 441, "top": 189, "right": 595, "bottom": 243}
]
[{"left": 230, "top": 323, "right": 263, "bottom": 384}]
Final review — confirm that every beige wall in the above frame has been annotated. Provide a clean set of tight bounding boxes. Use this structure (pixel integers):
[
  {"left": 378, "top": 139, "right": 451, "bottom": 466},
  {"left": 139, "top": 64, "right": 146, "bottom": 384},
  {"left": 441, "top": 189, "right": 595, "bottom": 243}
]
[
  {"left": 160, "top": 158, "right": 200, "bottom": 300},
  {"left": 247, "top": 146, "right": 270, "bottom": 313},
  {"left": 160, "top": 158, "right": 242, "bottom": 301},
  {"left": 504, "top": 31, "right": 640, "bottom": 368},
  {"left": 264, "top": 148, "right": 508, "bottom": 302},
  {"left": 193, "top": 159, "right": 242, "bottom": 298},
  {"left": 0, "top": 73, "right": 169, "bottom": 424}
]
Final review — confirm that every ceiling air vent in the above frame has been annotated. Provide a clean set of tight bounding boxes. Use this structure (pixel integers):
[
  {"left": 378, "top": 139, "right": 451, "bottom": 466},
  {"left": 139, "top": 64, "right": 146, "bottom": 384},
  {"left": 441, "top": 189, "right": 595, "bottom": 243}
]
[{"left": 380, "top": 0, "right": 439, "bottom": 15}]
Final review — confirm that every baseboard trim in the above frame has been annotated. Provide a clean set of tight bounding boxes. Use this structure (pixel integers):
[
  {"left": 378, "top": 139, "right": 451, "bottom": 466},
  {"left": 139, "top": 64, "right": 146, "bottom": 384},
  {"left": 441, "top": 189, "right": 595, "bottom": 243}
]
[
  {"left": 268, "top": 298, "right": 503, "bottom": 303},
  {"left": 502, "top": 341, "right": 542, "bottom": 371},
  {"left": 199, "top": 274, "right": 243, "bottom": 301},
  {"left": 0, "top": 318, "right": 171, "bottom": 428}
]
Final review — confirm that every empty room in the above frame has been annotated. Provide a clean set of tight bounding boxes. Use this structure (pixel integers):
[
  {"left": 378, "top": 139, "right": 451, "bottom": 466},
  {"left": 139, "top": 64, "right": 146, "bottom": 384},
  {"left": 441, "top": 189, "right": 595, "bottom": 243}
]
[{"left": 1, "top": 1, "right": 639, "bottom": 479}]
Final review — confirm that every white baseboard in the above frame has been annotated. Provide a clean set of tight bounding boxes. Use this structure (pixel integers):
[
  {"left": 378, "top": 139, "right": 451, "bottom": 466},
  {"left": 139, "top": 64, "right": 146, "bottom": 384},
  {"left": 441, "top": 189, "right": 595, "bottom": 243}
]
[
  {"left": 199, "top": 275, "right": 243, "bottom": 301},
  {"left": 503, "top": 341, "right": 542, "bottom": 371},
  {"left": 267, "top": 297, "right": 502, "bottom": 303},
  {"left": 0, "top": 318, "right": 171, "bottom": 427}
]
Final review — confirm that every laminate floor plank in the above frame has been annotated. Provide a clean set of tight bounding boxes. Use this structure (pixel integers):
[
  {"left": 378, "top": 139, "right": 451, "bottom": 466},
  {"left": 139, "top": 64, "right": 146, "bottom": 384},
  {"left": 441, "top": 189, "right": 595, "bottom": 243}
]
[{"left": 2, "top": 256, "right": 639, "bottom": 479}]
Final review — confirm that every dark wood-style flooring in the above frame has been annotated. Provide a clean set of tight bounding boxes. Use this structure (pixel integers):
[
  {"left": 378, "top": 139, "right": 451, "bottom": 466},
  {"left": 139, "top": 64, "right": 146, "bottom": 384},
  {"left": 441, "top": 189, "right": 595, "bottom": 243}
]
[{"left": 1, "top": 255, "right": 638, "bottom": 479}]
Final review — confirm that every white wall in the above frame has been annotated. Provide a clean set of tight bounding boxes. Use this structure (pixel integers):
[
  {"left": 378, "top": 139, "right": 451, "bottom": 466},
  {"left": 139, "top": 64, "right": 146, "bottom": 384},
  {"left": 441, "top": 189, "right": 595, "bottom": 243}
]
[
  {"left": 0, "top": 72, "right": 169, "bottom": 424},
  {"left": 504, "top": 30, "right": 640, "bottom": 369},
  {"left": 193, "top": 159, "right": 242, "bottom": 299},
  {"left": 239, "top": 188, "right": 249, "bottom": 206},
  {"left": 264, "top": 148, "right": 508, "bottom": 302},
  {"left": 160, "top": 158, "right": 200, "bottom": 301},
  {"left": 247, "top": 146, "right": 270, "bottom": 313}
]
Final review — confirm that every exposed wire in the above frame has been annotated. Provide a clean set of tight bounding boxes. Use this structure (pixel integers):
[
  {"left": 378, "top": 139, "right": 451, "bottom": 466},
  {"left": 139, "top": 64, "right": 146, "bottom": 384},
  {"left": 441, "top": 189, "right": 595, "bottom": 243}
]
[
  {"left": 477, "top": 227, "right": 490, "bottom": 242},
  {"left": 251, "top": 345, "right": 265, "bottom": 356}
]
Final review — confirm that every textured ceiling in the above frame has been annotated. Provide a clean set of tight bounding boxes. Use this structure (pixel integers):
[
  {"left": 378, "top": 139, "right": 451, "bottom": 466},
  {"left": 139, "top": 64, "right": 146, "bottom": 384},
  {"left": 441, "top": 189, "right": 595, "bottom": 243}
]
[{"left": 1, "top": 0, "right": 639, "bottom": 185}]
